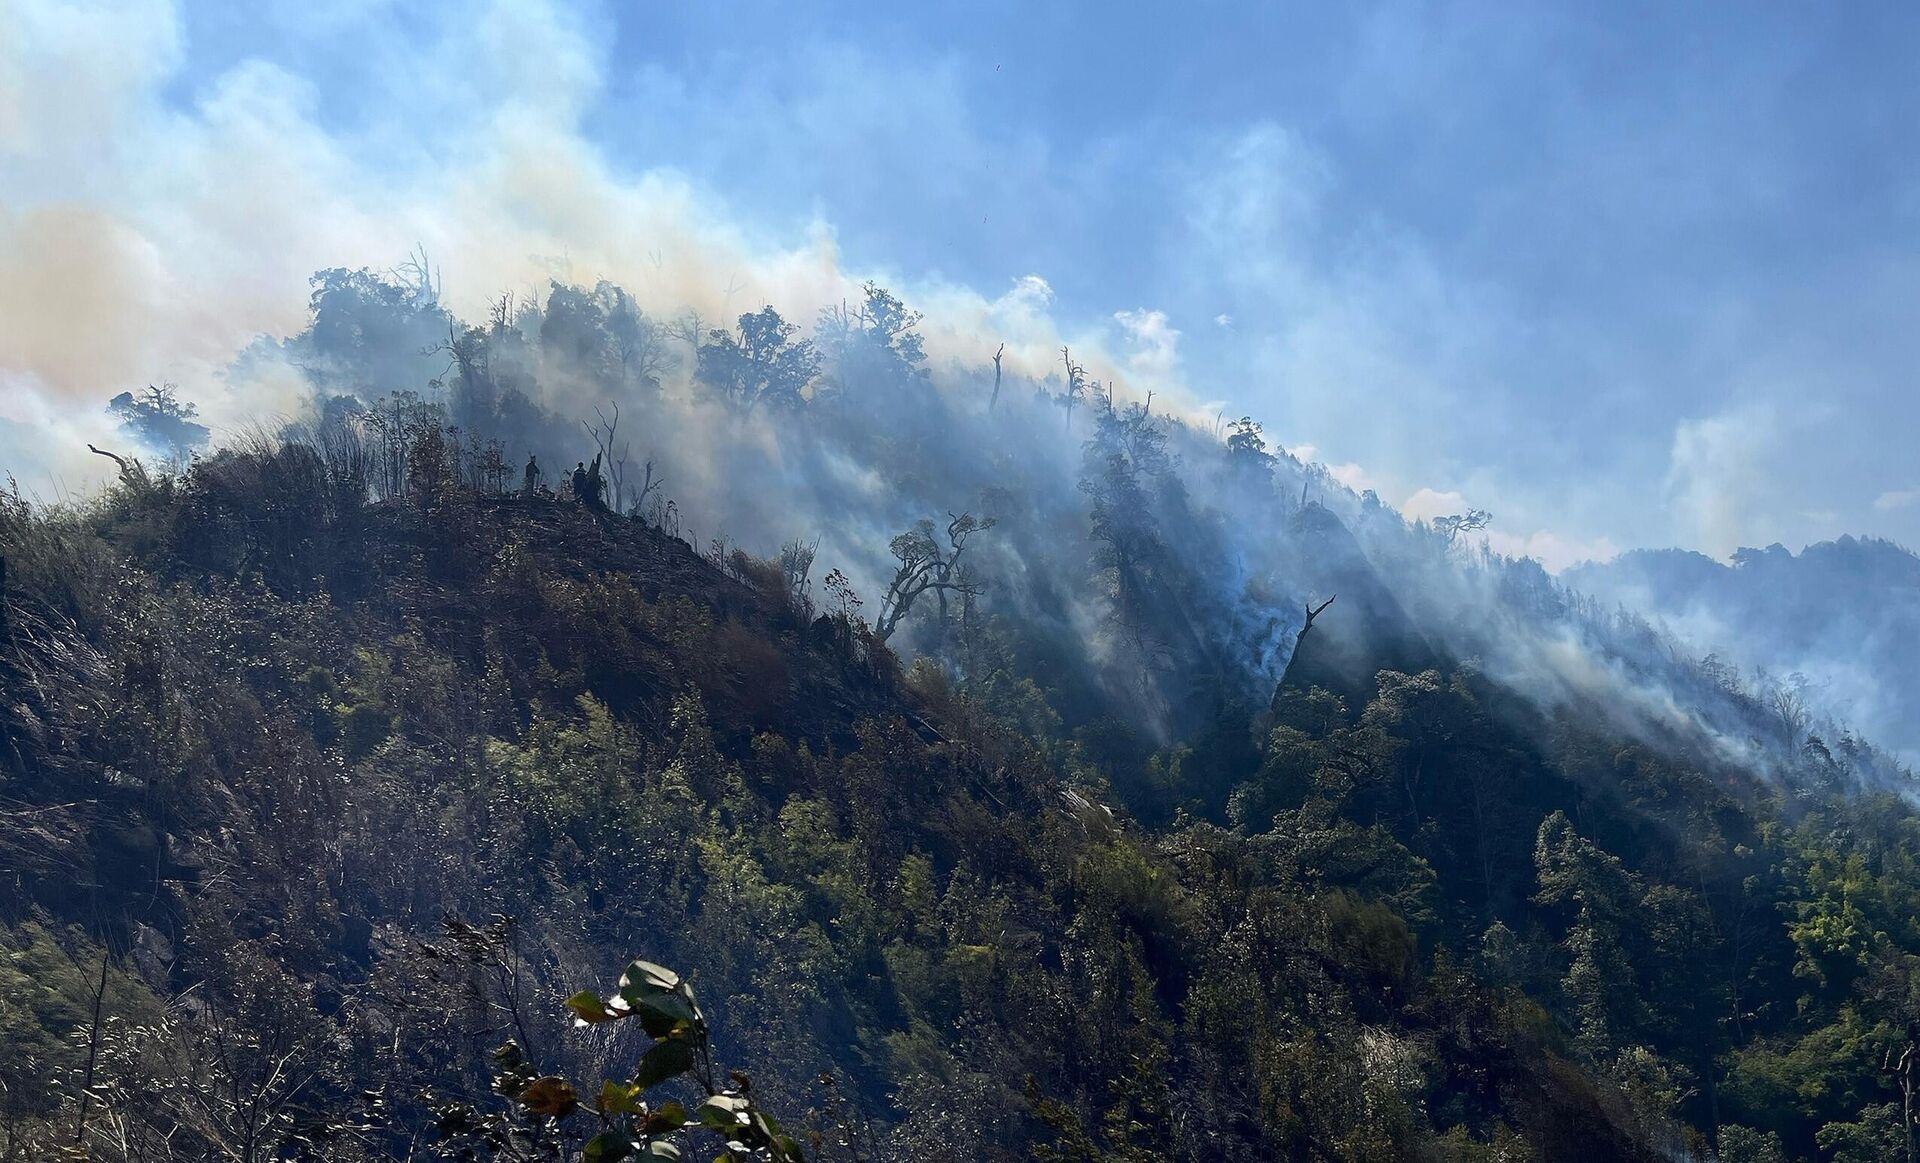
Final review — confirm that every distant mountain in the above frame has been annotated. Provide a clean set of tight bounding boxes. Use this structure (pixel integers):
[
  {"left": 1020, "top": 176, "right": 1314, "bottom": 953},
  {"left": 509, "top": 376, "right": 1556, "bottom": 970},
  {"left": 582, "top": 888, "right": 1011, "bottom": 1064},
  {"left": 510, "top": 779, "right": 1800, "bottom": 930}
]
[{"left": 1567, "top": 535, "right": 1920, "bottom": 759}]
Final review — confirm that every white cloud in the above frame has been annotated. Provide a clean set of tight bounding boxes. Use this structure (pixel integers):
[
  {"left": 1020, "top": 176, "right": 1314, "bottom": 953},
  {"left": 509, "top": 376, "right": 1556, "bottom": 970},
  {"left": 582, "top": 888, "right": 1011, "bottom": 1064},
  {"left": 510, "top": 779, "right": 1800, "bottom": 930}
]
[
  {"left": 1402, "top": 485, "right": 1615, "bottom": 572},
  {"left": 1281, "top": 441, "right": 1384, "bottom": 496},
  {"left": 1484, "top": 529, "right": 1619, "bottom": 574},
  {"left": 1401, "top": 486, "right": 1468, "bottom": 523},
  {"left": 1112, "top": 307, "right": 1181, "bottom": 385},
  {"left": 1324, "top": 461, "right": 1377, "bottom": 493},
  {"left": 1874, "top": 487, "right": 1920, "bottom": 512}
]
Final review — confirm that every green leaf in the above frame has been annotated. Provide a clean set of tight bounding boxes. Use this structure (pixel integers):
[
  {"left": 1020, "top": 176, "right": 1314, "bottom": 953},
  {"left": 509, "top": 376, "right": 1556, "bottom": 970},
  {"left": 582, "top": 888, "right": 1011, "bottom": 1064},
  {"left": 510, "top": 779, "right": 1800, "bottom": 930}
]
[
  {"left": 568, "top": 990, "right": 622, "bottom": 1025},
  {"left": 634, "top": 1038, "right": 697, "bottom": 1089},
  {"left": 695, "top": 1094, "right": 749, "bottom": 1133},
  {"left": 642, "top": 1099, "right": 689, "bottom": 1133},
  {"left": 748, "top": 1108, "right": 784, "bottom": 1143},
  {"left": 618, "top": 959, "right": 681, "bottom": 996},
  {"left": 583, "top": 1130, "right": 634, "bottom": 1162},
  {"left": 642, "top": 1142, "right": 682, "bottom": 1160},
  {"left": 633, "top": 988, "right": 701, "bottom": 1039},
  {"left": 597, "top": 1080, "right": 644, "bottom": 1115}
]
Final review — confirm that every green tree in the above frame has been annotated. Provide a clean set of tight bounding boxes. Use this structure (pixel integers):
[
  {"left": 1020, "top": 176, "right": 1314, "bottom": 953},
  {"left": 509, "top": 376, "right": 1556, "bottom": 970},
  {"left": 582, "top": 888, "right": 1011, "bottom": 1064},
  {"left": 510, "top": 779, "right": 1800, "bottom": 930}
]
[
  {"left": 696, "top": 308, "right": 820, "bottom": 414},
  {"left": 1533, "top": 811, "right": 1642, "bottom": 1059},
  {"left": 106, "top": 383, "right": 210, "bottom": 468}
]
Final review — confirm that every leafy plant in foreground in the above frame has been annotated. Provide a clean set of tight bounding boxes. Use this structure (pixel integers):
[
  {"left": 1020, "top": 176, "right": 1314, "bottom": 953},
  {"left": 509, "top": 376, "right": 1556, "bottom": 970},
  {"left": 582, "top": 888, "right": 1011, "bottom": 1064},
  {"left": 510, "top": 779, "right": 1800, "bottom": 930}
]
[{"left": 429, "top": 959, "right": 801, "bottom": 1163}]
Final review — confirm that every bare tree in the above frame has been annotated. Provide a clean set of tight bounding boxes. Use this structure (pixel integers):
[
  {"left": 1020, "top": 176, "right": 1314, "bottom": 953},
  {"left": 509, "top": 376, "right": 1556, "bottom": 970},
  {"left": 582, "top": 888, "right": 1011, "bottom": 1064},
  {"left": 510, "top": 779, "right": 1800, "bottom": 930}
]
[
  {"left": 720, "top": 273, "right": 747, "bottom": 316},
  {"left": 86, "top": 444, "right": 133, "bottom": 478},
  {"left": 489, "top": 290, "right": 517, "bottom": 334},
  {"left": 1277, "top": 594, "right": 1336, "bottom": 687},
  {"left": 583, "top": 402, "right": 632, "bottom": 513},
  {"left": 392, "top": 242, "right": 441, "bottom": 302},
  {"left": 71, "top": 943, "right": 112, "bottom": 1148},
  {"left": 1299, "top": 595, "right": 1335, "bottom": 643},
  {"left": 356, "top": 392, "right": 443, "bottom": 500},
  {"left": 426, "top": 317, "right": 490, "bottom": 406},
  {"left": 1886, "top": 1025, "right": 1920, "bottom": 1163},
  {"left": 1763, "top": 671, "right": 1814, "bottom": 752},
  {"left": 1060, "top": 347, "right": 1088, "bottom": 433},
  {"left": 611, "top": 308, "right": 673, "bottom": 391},
  {"left": 990, "top": 343, "right": 1006, "bottom": 411},
  {"left": 667, "top": 307, "right": 707, "bottom": 352},
  {"left": 875, "top": 513, "right": 996, "bottom": 644},
  {"left": 635, "top": 458, "right": 665, "bottom": 517}
]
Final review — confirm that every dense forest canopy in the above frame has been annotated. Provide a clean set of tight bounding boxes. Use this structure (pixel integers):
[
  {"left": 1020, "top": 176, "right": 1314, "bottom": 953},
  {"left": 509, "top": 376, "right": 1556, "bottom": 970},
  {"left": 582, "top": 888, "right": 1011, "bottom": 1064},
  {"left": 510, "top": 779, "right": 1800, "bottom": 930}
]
[{"left": 2, "top": 267, "right": 1918, "bottom": 1161}]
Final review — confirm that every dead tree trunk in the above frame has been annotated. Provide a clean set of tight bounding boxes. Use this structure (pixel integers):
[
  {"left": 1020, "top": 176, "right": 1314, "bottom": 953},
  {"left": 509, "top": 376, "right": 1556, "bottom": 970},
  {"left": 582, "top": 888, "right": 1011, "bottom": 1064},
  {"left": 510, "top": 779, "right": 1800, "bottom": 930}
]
[
  {"left": 1061, "top": 348, "right": 1085, "bottom": 434},
  {"left": 87, "top": 444, "right": 131, "bottom": 477},
  {"left": 73, "top": 944, "right": 111, "bottom": 1147},
  {"left": 583, "top": 403, "right": 630, "bottom": 513},
  {"left": 1276, "top": 594, "right": 1336, "bottom": 689}
]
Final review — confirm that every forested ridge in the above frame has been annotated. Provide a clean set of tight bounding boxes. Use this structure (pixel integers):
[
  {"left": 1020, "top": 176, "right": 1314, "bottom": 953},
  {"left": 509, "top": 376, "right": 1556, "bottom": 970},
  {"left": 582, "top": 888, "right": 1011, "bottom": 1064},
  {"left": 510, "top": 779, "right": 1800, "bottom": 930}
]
[
  {"left": 3, "top": 269, "right": 1919, "bottom": 1161},
  {"left": 1570, "top": 539, "right": 1920, "bottom": 764}
]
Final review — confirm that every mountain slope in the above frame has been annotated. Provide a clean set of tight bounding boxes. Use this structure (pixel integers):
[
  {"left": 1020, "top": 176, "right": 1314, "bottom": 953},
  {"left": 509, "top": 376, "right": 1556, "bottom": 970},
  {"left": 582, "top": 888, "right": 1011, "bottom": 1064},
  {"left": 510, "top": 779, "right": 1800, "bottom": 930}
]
[
  {"left": 1569, "top": 536, "right": 1920, "bottom": 760},
  {"left": 3, "top": 270, "right": 1919, "bottom": 1161},
  {"left": 0, "top": 454, "right": 1909, "bottom": 1161}
]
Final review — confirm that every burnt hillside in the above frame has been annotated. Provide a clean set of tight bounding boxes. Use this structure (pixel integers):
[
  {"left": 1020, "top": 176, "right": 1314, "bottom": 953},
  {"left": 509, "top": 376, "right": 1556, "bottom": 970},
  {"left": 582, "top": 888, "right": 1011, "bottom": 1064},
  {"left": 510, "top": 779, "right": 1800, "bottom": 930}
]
[{"left": 0, "top": 430, "right": 1915, "bottom": 1162}]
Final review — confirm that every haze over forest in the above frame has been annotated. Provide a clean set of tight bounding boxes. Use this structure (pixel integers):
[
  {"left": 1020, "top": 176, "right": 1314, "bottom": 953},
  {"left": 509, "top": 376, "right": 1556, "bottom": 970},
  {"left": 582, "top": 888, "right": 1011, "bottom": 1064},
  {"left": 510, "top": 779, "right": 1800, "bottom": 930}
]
[{"left": 5, "top": 3, "right": 1920, "bottom": 1161}]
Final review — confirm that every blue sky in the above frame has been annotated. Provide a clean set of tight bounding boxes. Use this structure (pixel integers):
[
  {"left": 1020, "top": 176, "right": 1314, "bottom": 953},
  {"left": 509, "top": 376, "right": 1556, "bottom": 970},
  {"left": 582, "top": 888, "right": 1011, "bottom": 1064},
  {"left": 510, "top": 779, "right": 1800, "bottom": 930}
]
[{"left": 7, "top": 1, "right": 1920, "bottom": 567}]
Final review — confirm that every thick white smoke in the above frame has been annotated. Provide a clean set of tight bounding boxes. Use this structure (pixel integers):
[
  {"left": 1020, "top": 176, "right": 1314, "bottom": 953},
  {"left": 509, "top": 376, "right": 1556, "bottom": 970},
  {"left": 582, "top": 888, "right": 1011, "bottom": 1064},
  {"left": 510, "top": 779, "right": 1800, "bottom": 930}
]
[{"left": 0, "top": 0, "right": 1204, "bottom": 497}]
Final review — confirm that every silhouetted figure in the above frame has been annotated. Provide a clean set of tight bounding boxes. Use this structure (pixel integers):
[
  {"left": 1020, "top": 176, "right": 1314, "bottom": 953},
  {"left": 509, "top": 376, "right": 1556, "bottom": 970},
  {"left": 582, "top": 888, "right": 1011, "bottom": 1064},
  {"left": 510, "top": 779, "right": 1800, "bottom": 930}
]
[
  {"left": 523, "top": 454, "right": 542, "bottom": 495},
  {"left": 570, "top": 461, "right": 588, "bottom": 503}
]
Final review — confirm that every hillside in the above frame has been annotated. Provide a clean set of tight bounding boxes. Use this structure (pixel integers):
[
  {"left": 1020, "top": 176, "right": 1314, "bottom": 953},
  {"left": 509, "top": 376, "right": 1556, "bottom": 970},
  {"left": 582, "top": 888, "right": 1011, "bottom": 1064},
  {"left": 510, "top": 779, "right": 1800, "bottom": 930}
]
[
  {"left": 0, "top": 443, "right": 1911, "bottom": 1162},
  {"left": 1569, "top": 537, "right": 1920, "bottom": 762},
  {"left": 2, "top": 270, "right": 1919, "bottom": 1162}
]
